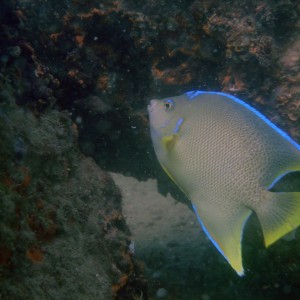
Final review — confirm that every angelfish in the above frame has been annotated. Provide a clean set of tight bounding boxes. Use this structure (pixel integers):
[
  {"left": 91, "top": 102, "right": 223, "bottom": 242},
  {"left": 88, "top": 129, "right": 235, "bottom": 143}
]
[{"left": 147, "top": 91, "right": 300, "bottom": 275}]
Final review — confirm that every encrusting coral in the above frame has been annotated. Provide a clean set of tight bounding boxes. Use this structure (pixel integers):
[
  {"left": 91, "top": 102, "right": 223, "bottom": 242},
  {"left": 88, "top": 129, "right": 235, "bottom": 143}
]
[{"left": 1, "top": 0, "right": 300, "bottom": 299}]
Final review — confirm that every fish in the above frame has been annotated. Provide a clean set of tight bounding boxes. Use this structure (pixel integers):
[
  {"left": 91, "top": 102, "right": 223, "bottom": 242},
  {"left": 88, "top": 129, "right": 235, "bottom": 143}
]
[{"left": 148, "top": 90, "right": 300, "bottom": 276}]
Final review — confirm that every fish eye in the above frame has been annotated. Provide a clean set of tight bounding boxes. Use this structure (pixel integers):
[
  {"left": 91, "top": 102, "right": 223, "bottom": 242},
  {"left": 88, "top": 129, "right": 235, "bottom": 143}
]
[{"left": 164, "top": 99, "right": 174, "bottom": 111}]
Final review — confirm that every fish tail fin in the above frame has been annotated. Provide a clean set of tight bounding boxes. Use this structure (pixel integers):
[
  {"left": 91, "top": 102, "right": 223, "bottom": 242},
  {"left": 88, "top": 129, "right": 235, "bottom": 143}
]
[{"left": 256, "top": 191, "right": 300, "bottom": 247}]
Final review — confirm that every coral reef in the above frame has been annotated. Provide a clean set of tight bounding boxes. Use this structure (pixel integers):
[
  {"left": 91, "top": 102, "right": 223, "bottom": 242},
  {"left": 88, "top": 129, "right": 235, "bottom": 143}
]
[
  {"left": 1, "top": 0, "right": 300, "bottom": 299},
  {"left": 19, "top": 0, "right": 300, "bottom": 177},
  {"left": 0, "top": 1, "right": 145, "bottom": 298},
  {"left": 0, "top": 102, "right": 146, "bottom": 299},
  {"left": 8, "top": 0, "right": 299, "bottom": 179}
]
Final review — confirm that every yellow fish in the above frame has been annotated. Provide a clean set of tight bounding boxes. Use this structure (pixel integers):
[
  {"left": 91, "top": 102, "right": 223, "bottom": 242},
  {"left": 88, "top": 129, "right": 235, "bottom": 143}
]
[{"left": 148, "top": 91, "right": 300, "bottom": 276}]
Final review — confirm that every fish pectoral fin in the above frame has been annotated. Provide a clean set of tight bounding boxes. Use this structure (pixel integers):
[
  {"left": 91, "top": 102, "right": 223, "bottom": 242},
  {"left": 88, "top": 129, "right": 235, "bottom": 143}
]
[
  {"left": 256, "top": 191, "right": 300, "bottom": 247},
  {"left": 192, "top": 202, "right": 252, "bottom": 276},
  {"left": 162, "top": 134, "right": 178, "bottom": 152}
]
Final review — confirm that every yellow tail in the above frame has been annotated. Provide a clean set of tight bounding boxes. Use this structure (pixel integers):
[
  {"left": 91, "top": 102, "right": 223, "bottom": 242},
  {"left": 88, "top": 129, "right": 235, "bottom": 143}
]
[{"left": 256, "top": 191, "right": 300, "bottom": 247}]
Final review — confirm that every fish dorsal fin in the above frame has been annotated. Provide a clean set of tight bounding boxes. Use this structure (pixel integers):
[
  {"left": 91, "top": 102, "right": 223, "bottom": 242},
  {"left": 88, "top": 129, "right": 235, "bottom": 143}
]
[
  {"left": 192, "top": 201, "right": 252, "bottom": 276},
  {"left": 162, "top": 134, "right": 178, "bottom": 152}
]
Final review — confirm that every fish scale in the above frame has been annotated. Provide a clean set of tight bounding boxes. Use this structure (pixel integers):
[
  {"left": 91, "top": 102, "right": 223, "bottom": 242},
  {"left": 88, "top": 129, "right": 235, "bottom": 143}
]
[{"left": 148, "top": 91, "right": 300, "bottom": 275}]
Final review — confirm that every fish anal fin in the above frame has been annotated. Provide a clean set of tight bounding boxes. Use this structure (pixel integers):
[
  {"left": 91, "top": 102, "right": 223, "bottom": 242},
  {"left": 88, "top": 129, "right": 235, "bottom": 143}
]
[
  {"left": 256, "top": 191, "right": 300, "bottom": 247},
  {"left": 162, "top": 134, "right": 178, "bottom": 152},
  {"left": 192, "top": 202, "right": 252, "bottom": 276}
]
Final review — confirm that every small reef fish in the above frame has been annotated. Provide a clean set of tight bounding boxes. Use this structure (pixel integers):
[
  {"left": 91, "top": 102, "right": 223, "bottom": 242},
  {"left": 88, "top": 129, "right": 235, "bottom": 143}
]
[{"left": 148, "top": 91, "right": 300, "bottom": 276}]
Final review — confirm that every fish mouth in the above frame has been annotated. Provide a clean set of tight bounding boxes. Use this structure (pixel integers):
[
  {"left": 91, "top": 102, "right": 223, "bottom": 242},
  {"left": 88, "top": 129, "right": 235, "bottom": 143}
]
[
  {"left": 147, "top": 99, "right": 157, "bottom": 113},
  {"left": 147, "top": 104, "right": 153, "bottom": 113}
]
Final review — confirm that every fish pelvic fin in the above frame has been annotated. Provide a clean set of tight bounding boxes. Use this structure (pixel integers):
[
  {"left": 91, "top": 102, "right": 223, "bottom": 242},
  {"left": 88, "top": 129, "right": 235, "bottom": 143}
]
[
  {"left": 257, "top": 191, "right": 300, "bottom": 247},
  {"left": 162, "top": 134, "right": 178, "bottom": 152},
  {"left": 192, "top": 202, "right": 252, "bottom": 276}
]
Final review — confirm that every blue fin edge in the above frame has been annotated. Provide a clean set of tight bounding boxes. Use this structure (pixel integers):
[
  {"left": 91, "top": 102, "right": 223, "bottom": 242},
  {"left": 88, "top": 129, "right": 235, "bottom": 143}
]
[
  {"left": 185, "top": 90, "right": 300, "bottom": 151},
  {"left": 191, "top": 203, "right": 226, "bottom": 261},
  {"left": 192, "top": 202, "right": 250, "bottom": 276},
  {"left": 267, "top": 170, "right": 300, "bottom": 190}
]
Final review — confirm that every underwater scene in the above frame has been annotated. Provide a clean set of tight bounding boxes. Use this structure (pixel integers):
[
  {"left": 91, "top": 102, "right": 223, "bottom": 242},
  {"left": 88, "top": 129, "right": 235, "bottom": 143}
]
[{"left": 1, "top": 0, "right": 300, "bottom": 299}]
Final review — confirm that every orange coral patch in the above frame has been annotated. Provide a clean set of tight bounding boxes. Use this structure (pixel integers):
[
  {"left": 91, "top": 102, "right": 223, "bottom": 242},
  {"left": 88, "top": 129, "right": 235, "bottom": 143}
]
[
  {"left": 0, "top": 246, "right": 13, "bottom": 267},
  {"left": 75, "top": 35, "right": 85, "bottom": 48},
  {"left": 2, "top": 175, "right": 14, "bottom": 188},
  {"left": 97, "top": 75, "right": 109, "bottom": 90},
  {"left": 151, "top": 62, "right": 192, "bottom": 85},
  {"left": 50, "top": 32, "right": 63, "bottom": 42},
  {"left": 20, "top": 167, "right": 31, "bottom": 190},
  {"left": 112, "top": 274, "right": 128, "bottom": 296},
  {"left": 26, "top": 247, "right": 44, "bottom": 263}
]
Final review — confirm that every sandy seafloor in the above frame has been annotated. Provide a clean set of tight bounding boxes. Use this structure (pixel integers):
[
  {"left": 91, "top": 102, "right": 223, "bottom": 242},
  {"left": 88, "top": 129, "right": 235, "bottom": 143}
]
[
  {"left": 110, "top": 173, "right": 300, "bottom": 300},
  {"left": 110, "top": 172, "right": 221, "bottom": 300}
]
